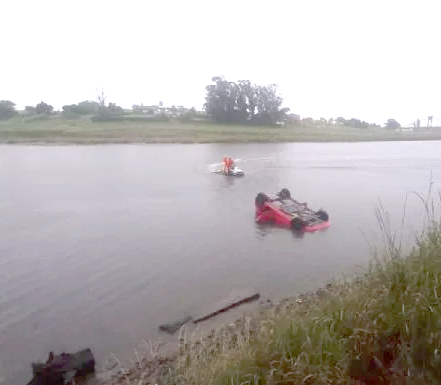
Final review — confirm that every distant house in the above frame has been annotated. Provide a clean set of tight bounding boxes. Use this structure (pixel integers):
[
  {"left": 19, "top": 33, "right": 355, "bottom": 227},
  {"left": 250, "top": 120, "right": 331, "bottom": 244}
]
[
  {"left": 132, "top": 104, "right": 186, "bottom": 118},
  {"left": 395, "top": 127, "right": 414, "bottom": 133},
  {"left": 131, "top": 104, "right": 204, "bottom": 119}
]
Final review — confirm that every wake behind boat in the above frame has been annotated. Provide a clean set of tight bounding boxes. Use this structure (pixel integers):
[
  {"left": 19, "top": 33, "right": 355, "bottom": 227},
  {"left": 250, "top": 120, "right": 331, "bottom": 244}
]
[
  {"left": 211, "top": 157, "right": 244, "bottom": 177},
  {"left": 213, "top": 165, "right": 244, "bottom": 177}
]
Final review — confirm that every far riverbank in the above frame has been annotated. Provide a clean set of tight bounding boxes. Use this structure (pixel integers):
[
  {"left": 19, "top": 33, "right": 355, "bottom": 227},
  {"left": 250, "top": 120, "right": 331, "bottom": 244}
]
[{"left": 1, "top": 118, "right": 441, "bottom": 144}]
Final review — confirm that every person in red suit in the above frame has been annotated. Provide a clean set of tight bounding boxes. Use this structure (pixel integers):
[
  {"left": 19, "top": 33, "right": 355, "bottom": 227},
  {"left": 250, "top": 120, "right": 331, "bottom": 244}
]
[{"left": 222, "top": 156, "right": 234, "bottom": 174}]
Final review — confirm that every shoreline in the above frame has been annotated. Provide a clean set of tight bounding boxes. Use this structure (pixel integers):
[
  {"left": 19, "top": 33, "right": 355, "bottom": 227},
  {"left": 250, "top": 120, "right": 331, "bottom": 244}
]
[
  {"left": 1, "top": 135, "right": 441, "bottom": 146},
  {"left": 2, "top": 120, "right": 441, "bottom": 146},
  {"left": 93, "top": 284, "right": 334, "bottom": 385},
  {"left": 91, "top": 214, "right": 441, "bottom": 385}
]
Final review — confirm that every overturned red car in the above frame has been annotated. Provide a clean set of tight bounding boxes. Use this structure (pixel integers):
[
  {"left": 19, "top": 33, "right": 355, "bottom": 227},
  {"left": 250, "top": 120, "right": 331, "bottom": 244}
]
[{"left": 255, "top": 188, "right": 330, "bottom": 232}]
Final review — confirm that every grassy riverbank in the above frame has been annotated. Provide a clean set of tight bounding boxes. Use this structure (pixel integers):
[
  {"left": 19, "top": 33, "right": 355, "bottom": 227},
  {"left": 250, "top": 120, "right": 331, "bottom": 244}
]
[
  {"left": 1, "top": 117, "right": 441, "bottom": 144},
  {"left": 101, "top": 195, "right": 441, "bottom": 385}
]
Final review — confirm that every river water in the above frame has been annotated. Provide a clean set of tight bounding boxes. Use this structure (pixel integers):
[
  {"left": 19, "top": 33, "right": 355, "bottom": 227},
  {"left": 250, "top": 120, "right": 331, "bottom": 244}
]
[{"left": 0, "top": 141, "right": 440, "bottom": 385}]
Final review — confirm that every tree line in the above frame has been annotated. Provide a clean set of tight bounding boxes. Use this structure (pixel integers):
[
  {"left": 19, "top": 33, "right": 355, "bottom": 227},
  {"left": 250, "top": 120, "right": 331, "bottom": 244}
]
[{"left": 0, "top": 77, "right": 402, "bottom": 128}]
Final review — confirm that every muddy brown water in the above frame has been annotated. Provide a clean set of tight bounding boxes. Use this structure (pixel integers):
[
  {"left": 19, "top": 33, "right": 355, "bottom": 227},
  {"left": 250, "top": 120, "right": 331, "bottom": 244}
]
[{"left": 0, "top": 141, "right": 440, "bottom": 385}]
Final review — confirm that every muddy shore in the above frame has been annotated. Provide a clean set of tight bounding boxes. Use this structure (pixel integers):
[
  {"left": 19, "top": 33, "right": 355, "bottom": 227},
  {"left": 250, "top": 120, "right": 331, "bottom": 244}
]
[{"left": 87, "top": 284, "right": 336, "bottom": 385}]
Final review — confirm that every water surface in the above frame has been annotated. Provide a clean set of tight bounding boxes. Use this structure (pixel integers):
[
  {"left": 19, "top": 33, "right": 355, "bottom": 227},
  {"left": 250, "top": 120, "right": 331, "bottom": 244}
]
[{"left": 0, "top": 141, "right": 440, "bottom": 384}]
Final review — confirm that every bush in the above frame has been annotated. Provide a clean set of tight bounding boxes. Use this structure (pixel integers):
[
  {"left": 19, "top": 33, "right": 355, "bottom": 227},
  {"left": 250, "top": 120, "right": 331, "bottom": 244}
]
[
  {"left": 61, "top": 111, "right": 81, "bottom": 120},
  {"left": 90, "top": 115, "right": 123, "bottom": 122},
  {"left": 24, "top": 114, "right": 52, "bottom": 122},
  {"left": 90, "top": 115, "right": 172, "bottom": 123}
]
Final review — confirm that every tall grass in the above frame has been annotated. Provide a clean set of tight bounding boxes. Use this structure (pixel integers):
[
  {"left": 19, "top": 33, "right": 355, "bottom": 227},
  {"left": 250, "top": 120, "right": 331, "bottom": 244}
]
[{"left": 107, "top": 182, "right": 441, "bottom": 385}]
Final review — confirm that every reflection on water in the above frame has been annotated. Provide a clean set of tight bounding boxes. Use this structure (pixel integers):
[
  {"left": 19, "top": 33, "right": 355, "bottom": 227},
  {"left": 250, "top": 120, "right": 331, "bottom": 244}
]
[{"left": 254, "top": 222, "right": 269, "bottom": 240}]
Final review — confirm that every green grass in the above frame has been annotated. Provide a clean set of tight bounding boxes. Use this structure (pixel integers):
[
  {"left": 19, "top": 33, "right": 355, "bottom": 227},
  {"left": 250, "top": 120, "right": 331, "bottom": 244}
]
[
  {"left": 105, "top": 185, "right": 441, "bottom": 385},
  {"left": 1, "top": 116, "right": 441, "bottom": 144}
]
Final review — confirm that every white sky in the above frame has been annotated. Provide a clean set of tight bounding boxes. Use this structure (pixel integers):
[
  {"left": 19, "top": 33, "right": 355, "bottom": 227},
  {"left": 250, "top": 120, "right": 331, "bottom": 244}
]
[{"left": 1, "top": 0, "right": 440, "bottom": 125}]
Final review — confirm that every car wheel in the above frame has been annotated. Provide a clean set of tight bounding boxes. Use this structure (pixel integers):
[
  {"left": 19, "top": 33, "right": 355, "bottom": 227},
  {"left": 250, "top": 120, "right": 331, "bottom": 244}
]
[
  {"left": 279, "top": 188, "right": 291, "bottom": 200},
  {"left": 316, "top": 209, "right": 329, "bottom": 221},
  {"left": 290, "top": 217, "right": 306, "bottom": 231},
  {"left": 255, "top": 193, "right": 269, "bottom": 208}
]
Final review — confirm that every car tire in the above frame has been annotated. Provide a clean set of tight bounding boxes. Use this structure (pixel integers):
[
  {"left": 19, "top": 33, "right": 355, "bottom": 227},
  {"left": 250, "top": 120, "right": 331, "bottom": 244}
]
[
  {"left": 290, "top": 217, "right": 306, "bottom": 231},
  {"left": 279, "top": 188, "right": 291, "bottom": 200},
  {"left": 316, "top": 209, "right": 329, "bottom": 222},
  {"left": 255, "top": 193, "right": 269, "bottom": 208}
]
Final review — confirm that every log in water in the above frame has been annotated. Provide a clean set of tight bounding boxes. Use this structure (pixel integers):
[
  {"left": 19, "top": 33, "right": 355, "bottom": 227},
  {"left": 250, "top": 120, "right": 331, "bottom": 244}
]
[
  {"left": 158, "top": 316, "right": 193, "bottom": 335},
  {"left": 158, "top": 290, "right": 261, "bottom": 334},
  {"left": 193, "top": 290, "right": 260, "bottom": 324}
]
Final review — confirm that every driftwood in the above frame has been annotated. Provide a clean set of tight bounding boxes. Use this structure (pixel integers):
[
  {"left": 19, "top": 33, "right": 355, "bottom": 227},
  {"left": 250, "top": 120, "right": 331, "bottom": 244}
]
[
  {"left": 193, "top": 292, "right": 260, "bottom": 323},
  {"left": 158, "top": 291, "right": 261, "bottom": 335},
  {"left": 158, "top": 316, "right": 193, "bottom": 335},
  {"left": 26, "top": 348, "right": 95, "bottom": 385}
]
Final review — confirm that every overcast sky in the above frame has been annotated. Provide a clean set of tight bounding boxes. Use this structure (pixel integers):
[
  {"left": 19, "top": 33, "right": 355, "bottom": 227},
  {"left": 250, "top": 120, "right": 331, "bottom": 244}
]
[{"left": 1, "top": 0, "right": 440, "bottom": 125}]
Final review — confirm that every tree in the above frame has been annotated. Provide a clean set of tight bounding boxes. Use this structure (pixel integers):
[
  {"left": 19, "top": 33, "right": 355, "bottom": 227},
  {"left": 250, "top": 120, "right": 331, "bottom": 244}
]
[
  {"left": 96, "top": 88, "right": 107, "bottom": 107},
  {"left": 385, "top": 118, "right": 400, "bottom": 129},
  {"left": 301, "top": 117, "right": 314, "bottom": 126},
  {"left": 287, "top": 114, "right": 301, "bottom": 124},
  {"left": 35, "top": 101, "right": 53, "bottom": 114},
  {"left": 180, "top": 107, "right": 199, "bottom": 122},
  {"left": 345, "top": 118, "right": 369, "bottom": 129},
  {"left": 77, "top": 100, "right": 99, "bottom": 114},
  {"left": 334, "top": 116, "right": 377, "bottom": 129},
  {"left": 62, "top": 104, "right": 79, "bottom": 115},
  {"left": 203, "top": 76, "right": 290, "bottom": 126},
  {"left": 107, "top": 102, "right": 124, "bottom": 115},
  {"left": 251, "top": 83, "right": 290, "bottom": 125},
  {"left": 92, "top": 89, "right": 123, "bottom": 117},
  {"left": 336, "top": 117, "right": 346, "bottom": 126},
  {"left": 62, "top": 100, "right": 99, "bottom": 117},
  {"left": 0, "top": 100, "right": 18, "bottom": 120},
  {"left": 319, "top": 117, "right": 327, "bottom": 126},
  {"left": 25, "top": 106, "right": 36, "bottom": 114}
]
